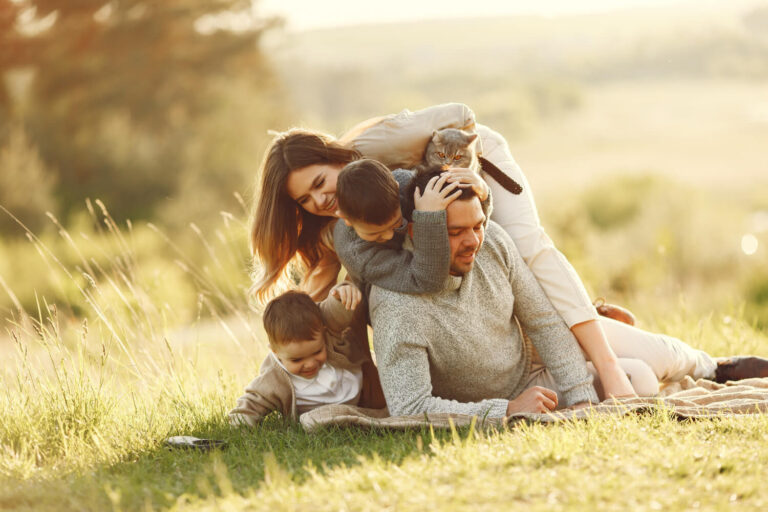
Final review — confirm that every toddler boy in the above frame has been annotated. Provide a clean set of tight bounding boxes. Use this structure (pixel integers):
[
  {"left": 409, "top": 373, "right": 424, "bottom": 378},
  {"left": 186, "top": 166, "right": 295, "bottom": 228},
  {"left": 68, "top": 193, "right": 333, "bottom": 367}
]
[
  {"left": 229, "top": 283, "right": 383, "bottom": 426},
  {"left": 333, "top": 158, "right": 488, "bottom": 294}
]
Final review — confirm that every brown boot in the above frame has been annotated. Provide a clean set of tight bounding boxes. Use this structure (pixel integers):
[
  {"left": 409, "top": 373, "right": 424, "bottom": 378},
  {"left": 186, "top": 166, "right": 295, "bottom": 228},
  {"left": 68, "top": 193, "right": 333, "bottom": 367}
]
[
  {"left": 714, "top": 356, "right": 768, "bottom": 383},
  {"left": 594, "top": 298, "right": 637, "bottom": 326}
]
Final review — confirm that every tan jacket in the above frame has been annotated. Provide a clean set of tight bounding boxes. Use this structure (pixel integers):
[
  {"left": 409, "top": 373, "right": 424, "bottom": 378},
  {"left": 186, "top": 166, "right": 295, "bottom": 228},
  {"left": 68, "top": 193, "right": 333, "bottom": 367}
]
[{"left": 229, "top": 295, "right": 385, "bottom": 427}]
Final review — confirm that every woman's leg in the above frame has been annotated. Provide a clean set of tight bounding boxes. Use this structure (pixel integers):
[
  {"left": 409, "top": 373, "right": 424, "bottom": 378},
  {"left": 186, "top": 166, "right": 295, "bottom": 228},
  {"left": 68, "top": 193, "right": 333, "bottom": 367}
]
[{"left": 599, "top": 316, "right": 717, "bottom": 382}]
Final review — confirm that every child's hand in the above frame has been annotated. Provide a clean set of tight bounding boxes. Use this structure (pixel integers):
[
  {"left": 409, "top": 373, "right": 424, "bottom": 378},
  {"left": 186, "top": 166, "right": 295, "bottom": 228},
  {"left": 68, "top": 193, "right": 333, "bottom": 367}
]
[
  {"left": 414, "top": 173, "right": 462, "bottom": 212},
  {"left": 330, "top": 282, "right": 362, "bottom": 310},
  {"left": 444, "top": 167, "right": 489, "bottom": 201}
]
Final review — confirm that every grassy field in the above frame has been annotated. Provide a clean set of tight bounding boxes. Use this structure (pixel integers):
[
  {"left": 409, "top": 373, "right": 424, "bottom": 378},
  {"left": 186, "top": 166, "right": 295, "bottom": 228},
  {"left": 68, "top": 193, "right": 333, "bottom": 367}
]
[
  {"left": 3, "top": 4, "right": 768, "bottom": 511},
  {"left": 2, "top": 198, "right": 768, "bottom": 511}
]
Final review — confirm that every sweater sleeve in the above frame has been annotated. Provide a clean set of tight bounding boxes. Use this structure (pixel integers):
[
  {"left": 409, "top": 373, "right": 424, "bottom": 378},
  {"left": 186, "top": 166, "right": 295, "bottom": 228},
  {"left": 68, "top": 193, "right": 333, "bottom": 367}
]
[
  {"left": 370, "top": 292, "right": 509, "bottom": 418},
  {"left": 496, "top": 225, "right": 598, "bottom": 406},
  {"left": 318, "top": 291, "right": 355, "bottom": 333},
  {"left": 228, "top": 364, "right": 294, "bottom": 427},
  {"left": 477, "top": 123, "right": 599, "bottom": 328},
  {"left": 333, "top": 212, "right": 450, "bottom": 294},
  {"left": 352, "top": 103, "right": 476, "bottom": 169}
]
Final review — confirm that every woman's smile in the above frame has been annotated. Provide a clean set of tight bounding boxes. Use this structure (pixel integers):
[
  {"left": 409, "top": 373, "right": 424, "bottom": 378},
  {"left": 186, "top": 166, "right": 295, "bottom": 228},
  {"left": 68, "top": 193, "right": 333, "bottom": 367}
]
[{"left": 285, "top": 163, "right": 344, "bottom": 218}]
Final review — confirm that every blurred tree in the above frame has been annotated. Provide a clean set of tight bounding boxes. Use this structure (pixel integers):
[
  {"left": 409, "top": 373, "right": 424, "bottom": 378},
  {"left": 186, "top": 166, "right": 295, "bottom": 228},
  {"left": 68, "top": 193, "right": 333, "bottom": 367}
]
[
  {"left": 0, "top": 124, "right": 57, "bottom": 234},
  {"left": 0, "top": 0, "right": 282, "bottom": 224}
]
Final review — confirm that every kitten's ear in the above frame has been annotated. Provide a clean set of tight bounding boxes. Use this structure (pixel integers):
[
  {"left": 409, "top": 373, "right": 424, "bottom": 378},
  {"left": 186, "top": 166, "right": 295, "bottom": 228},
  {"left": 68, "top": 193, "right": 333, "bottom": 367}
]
[
  {"left": 466, "top": 133, "right": 478, "bottom": 143},
  {"left": 431, "top": 130, "right": 441, "bottom": 142}
]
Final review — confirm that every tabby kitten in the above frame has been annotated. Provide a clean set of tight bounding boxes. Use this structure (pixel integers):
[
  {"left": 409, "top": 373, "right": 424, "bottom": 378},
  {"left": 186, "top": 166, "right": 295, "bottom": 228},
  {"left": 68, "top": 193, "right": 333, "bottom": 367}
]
[
  {"left": 420, "top": 127, "right": 523, "bottom": 195},
  {"left": 422, "top": 128, "right": 479, "bottom": 172}
]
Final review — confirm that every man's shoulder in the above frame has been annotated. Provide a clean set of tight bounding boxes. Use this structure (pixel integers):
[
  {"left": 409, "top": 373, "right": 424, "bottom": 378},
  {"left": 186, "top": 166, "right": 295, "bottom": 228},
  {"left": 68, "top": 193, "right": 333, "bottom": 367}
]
[
  {"left": 369, "top": 284, "right": 426, "bottom": 312},
  {"left": 477, "top": 220, "right": 518, "bottom": 270},
  {"left": 482, "top": 220, "right": 514, "bottom": 253}
]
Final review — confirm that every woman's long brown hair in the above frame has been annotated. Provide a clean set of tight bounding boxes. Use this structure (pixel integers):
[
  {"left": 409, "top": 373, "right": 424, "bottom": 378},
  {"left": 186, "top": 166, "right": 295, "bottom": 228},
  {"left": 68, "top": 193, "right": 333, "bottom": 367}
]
[{"left": 249, "top": 129, "right": 361, "bottom": 305}]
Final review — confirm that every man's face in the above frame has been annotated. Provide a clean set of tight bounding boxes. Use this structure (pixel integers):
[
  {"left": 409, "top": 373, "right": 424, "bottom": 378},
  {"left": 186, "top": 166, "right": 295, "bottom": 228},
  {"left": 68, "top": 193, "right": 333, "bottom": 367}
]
[{"left": 445, "top": 197, "right": 485, "bottom": 275}]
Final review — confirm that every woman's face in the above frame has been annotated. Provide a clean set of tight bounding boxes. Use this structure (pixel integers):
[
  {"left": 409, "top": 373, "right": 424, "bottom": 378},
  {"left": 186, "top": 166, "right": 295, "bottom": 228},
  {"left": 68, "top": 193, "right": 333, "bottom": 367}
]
[{"left": 285, "top": 163, "right": 344, "bottom": 218}]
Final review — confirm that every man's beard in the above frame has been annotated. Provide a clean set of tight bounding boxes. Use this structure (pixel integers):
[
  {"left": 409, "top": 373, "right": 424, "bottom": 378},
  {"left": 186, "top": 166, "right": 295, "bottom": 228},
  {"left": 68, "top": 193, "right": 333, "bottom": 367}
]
[{"left": 449, "top": 247, "right": 478, "bottom": 275}]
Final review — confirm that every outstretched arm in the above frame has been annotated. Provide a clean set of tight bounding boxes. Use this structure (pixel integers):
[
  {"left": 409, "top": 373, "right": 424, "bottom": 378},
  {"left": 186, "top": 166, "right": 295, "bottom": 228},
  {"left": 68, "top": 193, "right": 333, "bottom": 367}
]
[
  {"left": 228, "top": 365, "right": 293, "bottom": 427},
  {"left": 333, "top": 211, "right": 450, "bottom": 294},
  {"left": 478, "top": 123, "right": 635, "bottom": 398}
]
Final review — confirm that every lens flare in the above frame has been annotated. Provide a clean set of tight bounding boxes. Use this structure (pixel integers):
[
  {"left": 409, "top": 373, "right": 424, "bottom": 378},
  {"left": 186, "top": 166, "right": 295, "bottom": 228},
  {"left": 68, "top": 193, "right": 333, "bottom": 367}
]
[{"left": 741, "top": 234, "right": 758, "bottom": 255}]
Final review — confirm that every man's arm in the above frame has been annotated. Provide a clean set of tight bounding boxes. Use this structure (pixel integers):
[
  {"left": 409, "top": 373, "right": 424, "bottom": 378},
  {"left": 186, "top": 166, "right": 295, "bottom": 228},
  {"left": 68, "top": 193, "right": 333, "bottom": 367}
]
[
  {"left": 333, "top": 214, "right": 450, "bottom": 294},
  {"left": 498, "top": 225, "right": 599, "bottom": 406},
  {"left": 370, "top": 292, "right": 509, "bottom": 418}
]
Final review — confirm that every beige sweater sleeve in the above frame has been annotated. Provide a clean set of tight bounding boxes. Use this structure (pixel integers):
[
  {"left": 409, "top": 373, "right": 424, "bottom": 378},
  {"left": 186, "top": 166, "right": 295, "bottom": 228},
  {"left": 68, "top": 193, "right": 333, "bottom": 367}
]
[
  {"left": 351, "top": 103, "right": 476, "bottom": 169},
  {"left": 477, "top": 123, "right": 599, "bottom": 328},
  {"left": 228, "top": 360, "right": 295, "bottom": 427}
]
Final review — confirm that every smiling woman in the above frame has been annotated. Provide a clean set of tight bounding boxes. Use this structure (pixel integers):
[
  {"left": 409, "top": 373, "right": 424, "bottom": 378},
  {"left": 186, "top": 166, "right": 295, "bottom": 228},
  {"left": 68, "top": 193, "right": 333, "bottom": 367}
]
[
  {"left": 250, "top": 129, "right": 360, "bottom": 302},
  {"left": 285, "top": 163, "right": 343, "bottom": 217}
]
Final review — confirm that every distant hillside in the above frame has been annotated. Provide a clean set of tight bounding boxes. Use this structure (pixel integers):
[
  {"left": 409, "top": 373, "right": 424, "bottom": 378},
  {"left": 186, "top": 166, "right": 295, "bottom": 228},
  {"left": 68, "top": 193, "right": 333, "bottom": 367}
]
[{"left": 263, "top": 0, "right": 768, "bottom": 133}]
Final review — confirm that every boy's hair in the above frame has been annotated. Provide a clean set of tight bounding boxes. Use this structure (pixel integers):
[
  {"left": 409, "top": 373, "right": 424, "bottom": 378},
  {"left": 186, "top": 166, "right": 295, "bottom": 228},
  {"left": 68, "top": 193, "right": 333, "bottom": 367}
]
[
  {"left": 402, "top": 165, "right": 484, "bottom": 220},
  {"left": 336, "top": 158, "right": 401, "bottom": 225},
  {"left": 263, "top": 290, "right": 324, "bottom": 346}
]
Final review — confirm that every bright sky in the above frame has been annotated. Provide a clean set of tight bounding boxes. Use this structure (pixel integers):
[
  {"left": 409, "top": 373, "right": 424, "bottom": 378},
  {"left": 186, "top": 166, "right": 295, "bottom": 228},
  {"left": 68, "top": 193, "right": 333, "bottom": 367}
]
[{"left": 258, "top": 0, "right": 690, "bottom": 32}]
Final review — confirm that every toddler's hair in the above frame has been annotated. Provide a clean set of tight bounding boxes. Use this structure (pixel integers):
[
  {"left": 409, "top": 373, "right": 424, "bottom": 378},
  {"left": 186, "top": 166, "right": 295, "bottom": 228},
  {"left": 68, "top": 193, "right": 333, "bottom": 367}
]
[
  {"left": 336, "top": 158, "right": 401, "bottom": 225},
  {"left": 263, "top": 290, "right": 323, "bottom": 346}
]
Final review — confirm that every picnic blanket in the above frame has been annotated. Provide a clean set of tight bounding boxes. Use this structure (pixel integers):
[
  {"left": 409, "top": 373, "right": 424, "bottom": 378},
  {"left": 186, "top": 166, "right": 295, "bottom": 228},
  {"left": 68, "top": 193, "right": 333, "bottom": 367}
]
[{"left": 299, "top": 377, "right": 768, "bottom": 432}]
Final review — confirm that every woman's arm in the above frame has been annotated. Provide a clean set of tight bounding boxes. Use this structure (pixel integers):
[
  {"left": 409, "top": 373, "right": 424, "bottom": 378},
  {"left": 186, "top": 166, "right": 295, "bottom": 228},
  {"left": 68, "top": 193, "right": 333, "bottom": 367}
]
[
  {"left": 348, "top": 103, "right": 476, "bottom": 169},
  {"left": 300, "top": 246, "right": 342, "bottom": 302},
  {"left": 477, "top": 123, "right": 636, "bottom": 398}
]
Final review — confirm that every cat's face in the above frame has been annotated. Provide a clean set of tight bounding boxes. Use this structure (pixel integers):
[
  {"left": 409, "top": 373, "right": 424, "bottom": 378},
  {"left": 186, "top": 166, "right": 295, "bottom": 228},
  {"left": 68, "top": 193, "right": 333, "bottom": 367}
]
[{"left": 425, "top": 129, "right": 478, "bottom": 169}]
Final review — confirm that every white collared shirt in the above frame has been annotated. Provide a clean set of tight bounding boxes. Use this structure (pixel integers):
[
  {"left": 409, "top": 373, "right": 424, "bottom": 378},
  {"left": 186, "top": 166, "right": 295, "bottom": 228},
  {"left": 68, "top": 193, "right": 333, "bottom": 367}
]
[{"left": 271, "top": 353, "right": 363, "bottom": 413}]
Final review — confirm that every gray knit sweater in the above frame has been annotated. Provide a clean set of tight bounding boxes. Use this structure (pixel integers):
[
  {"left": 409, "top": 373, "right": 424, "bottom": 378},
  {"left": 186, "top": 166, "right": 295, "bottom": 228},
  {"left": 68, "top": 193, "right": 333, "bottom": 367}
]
[{"left": 369, "top": 221, "right": 598, "bottom": 418}]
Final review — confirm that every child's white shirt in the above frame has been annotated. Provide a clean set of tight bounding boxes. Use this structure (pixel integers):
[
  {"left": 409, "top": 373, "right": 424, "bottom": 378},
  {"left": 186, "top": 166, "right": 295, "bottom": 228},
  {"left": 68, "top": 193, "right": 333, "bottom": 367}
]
[{"left": 271, "top": 353, "right": 363, "bottom": 413}]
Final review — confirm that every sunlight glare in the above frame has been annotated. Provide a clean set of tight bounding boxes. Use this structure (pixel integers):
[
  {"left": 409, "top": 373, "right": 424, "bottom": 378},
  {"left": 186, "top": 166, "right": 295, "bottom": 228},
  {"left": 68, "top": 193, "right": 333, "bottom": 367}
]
[{"left": 741, "top": 233, "right": 758, "bottom": 255}]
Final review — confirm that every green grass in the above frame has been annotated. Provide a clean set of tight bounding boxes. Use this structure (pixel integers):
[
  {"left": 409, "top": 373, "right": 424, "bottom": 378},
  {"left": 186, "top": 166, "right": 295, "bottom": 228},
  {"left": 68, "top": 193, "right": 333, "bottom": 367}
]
[{"left": 2, "top": 179, "right": 768, "bottom": 511}]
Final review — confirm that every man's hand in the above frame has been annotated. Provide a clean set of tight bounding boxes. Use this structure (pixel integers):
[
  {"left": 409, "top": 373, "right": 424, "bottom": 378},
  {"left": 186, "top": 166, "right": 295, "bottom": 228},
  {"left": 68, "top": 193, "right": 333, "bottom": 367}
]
[
  {"left": 506, "top": 386, "right": 558, "bottom": 415},
  {"left": 414, "top": 173, "right": 462, "bottom": 212},
  {"left": 329, "top": 282, "right": 362, "bottom": 311},
  {"left": 444, "top": 167, "right": 489, "bottom": 201}
]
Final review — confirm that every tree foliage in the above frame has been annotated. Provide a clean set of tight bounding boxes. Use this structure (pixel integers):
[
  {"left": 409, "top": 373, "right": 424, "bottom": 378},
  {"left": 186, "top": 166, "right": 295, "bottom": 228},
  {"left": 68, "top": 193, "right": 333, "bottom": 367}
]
[{"left": 0, "top": 0, "right": 282, "bottom": 225}]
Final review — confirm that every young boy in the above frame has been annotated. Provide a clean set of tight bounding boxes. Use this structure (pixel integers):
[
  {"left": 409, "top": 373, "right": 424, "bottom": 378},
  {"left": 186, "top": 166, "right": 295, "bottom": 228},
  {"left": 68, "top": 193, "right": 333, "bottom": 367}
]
[
  {"left": 333, "top": 158, "right": 490, "bottom": 294},
  {"left": 229, "top": 283, "right": 384, "bottom": 427}
]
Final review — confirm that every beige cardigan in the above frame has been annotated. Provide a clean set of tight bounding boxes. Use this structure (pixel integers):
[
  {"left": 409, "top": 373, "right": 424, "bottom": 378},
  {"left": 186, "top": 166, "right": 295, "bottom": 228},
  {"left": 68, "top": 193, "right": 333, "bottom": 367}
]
[{"left": 229, "top": 295, "right": 385, "bottom": 427}]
